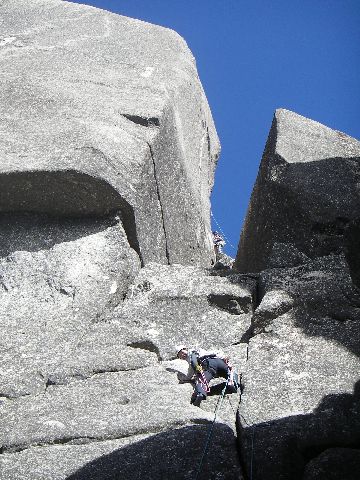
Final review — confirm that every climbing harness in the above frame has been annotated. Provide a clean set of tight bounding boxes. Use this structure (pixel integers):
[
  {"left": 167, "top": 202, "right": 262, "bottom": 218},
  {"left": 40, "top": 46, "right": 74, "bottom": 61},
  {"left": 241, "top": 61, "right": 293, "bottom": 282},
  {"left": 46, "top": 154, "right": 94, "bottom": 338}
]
[
  {"left": 193, "top": 377, "right": 230, "bottom": 480},
  {"left": 210, "top": 210, "right": 237, "bottom": 254},
  {"left": 198, "top": 369, "right": 210, "bottom": 394}
]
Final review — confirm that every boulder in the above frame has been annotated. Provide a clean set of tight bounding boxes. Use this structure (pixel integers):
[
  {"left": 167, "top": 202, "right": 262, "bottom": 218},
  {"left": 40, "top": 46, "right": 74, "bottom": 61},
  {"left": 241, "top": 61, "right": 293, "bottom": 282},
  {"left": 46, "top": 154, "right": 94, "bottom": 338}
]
[
  {"left": 0, "top": 0, "right": 220, "bottom": 266},
  {"left": 235, "top": 109, "right": 360, "bottom": 273}
]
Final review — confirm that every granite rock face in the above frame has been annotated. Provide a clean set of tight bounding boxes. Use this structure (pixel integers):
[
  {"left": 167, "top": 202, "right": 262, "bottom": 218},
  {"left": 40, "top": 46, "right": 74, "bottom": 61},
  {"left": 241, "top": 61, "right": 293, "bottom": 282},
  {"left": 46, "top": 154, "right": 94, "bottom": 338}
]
[
  {"left": 238, "top": 256, "right": 360, "bottom": 480},
  {"left": 115, "top": 262, "right": 256, "bottom": 361},
  {"left": 0, "top": 3, "right": 249, "bottom": 479},
  {"left": 2, "top": 2, "right": 359, "bottom": 478},
  {"left": 236, "top": 112, "right": 360, "bottom": 480},
  {"left": 0, "top": 0, "right": 220, "bottom": 267},
  {"left": 0, "top": 262, "right": 254, "bottom": 479},
  {"left": 235, "top": 109, "right": 360, "bottom": 274}
]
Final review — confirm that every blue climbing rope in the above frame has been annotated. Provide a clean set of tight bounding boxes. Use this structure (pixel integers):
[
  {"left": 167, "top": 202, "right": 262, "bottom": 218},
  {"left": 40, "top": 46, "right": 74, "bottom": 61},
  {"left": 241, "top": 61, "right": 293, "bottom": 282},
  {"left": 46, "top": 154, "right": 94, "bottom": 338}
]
[{"left": 193, "top": 378, "right": 229, "bottom": 480}]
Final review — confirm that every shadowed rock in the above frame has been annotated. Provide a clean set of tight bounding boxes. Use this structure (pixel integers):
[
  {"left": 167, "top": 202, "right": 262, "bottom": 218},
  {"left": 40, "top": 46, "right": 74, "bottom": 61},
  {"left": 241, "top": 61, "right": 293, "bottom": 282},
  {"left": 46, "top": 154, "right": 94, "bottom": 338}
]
[
  {"left": 0, "top": 425, "right": 242, "bottom": 480},
  {"left": 238, "top": 381, "right": 360, "bottom": 480},
  {"left": 235, "top": 109, "right": 360, "bottom": 273},
  {"left": 235, "top": 110, "right": 360, "bottom": 480}
]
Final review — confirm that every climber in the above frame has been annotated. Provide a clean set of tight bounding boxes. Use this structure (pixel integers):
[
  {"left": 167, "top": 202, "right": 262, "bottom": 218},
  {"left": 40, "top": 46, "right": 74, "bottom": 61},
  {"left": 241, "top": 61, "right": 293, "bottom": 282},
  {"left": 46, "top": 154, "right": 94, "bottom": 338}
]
[
  {"left": 176, "top": 345, "right": 239, "bottom": 407},
  {"left": 212, "top": 231, "right": 225, "bottom": 255}
]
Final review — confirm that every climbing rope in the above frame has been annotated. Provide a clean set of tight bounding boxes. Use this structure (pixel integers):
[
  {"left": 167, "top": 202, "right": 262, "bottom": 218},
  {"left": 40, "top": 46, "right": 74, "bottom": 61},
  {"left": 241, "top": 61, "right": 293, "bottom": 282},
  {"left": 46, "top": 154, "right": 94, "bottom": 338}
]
[
  {"left": 237, "top": 410, "right": 255, "bottom": 480},
  {"left": 193, "top": 378, "right": 229, "bottom": 480},
  {"left": 227, "top": 394, "right": 239, "bottom": 416},
  {"left": 210, "top": 210, "right": 237, "bottom": 254}
]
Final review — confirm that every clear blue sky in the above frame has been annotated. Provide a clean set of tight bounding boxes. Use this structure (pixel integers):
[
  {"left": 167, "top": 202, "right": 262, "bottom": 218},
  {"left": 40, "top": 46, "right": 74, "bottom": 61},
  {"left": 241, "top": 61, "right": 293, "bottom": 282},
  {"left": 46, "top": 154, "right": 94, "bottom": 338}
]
[{"left": 70, "top": 0, "right": 360, "bottom": 257}]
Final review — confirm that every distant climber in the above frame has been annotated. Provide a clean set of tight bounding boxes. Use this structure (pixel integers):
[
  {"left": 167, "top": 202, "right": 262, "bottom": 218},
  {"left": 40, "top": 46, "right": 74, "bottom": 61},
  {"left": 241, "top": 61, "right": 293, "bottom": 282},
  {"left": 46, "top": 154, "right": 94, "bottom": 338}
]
[
  {"left": 176, "top": 346, "right": 239, "bottom": 407},
  {"left": 212, "top": 231, "right": 225, "bottom": 255}
]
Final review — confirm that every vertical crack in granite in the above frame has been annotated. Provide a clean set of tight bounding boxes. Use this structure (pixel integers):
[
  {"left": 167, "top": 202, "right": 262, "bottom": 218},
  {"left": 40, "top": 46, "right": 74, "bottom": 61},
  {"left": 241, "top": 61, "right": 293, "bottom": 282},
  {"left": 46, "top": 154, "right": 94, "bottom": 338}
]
[{"left": 147, "top": 142, "right": 170, "bottom": 264}]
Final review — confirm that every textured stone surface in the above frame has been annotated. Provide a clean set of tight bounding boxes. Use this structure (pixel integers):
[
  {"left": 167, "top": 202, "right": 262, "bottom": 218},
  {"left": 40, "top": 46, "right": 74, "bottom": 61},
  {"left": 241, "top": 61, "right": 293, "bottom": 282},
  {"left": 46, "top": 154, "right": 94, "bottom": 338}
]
[
  {"left": 0, "top": 368, "right": 243, "bottom": 479},
  {"left": 303, "top": 448, "right": 360, "bottom": 480},
  {"left": 0, "top": 259, "right": 250, "bottom": 478},
  {"left": 113, "top": 262, "right": 256, "bottom": 360},
  {"left": 0, "top": 0, "right": 220, "bottom": 266},
  {"left": 234, "top": 110, "right": 360, "bottom": 480},
  {"left": 4, "top": 2, "right": 359, "bottom": 477},
  {"left": 237, "top": 256, "right": 360, "bottom": 480},
  {"left": 0, "top": 214, "right": 141, "bottom": 398},
  {"left": 235, "top": 109, "right": 360, "bottom": 273},
  {"left": 0, "top": 3, "right": 247, "bottom": 478}
]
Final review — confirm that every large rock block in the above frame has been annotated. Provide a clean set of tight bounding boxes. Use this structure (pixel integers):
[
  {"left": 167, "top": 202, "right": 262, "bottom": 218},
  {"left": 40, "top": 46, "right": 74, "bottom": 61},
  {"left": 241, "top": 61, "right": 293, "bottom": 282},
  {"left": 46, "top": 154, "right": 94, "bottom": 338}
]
[
  {"left": 237, "top": 255, "right": 360, "bottom": 480},
  {"left": 234, "top": 111, "right": 360, "bottom": 479},
  {"left": 113, "top": 262, "right": 257, "bottom": 360},
  {"left": 0, "top": 368, "right": 243, "bottom": 479},
  {"left": 0, "top": 213, "right": 142, "bottom": 398},
  {"left": 235, "top": 109, "right": 360, "bottom": 274},
  {"left": 0, "top": 263, "right": 250, "bottom": 479},
  {"left": 0, "top": 0, "right": 220, "bottom": 266}
]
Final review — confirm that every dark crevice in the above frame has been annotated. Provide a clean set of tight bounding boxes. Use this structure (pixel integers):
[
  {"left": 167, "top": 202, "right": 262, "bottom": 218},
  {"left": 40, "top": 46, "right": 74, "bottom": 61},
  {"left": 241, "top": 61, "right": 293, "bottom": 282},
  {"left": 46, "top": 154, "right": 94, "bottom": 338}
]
[
  {"left": 0, "top": 423, "right": 192, "bottom": 457},
  {"left": 121, "top": 114, "right": 160, "bottom": 128},
  {"left": 0, "top": 436, "right": 99, "bottom": 455},
  {"left": 0, "top": 170, "right": 143, "bottom": 265},
  {"left": 44, "top": 365, "right": 154, "bottom": 389},
  {"left": 233, "top": 276, "right": 261, "bottom": 344},
  {"left": 207, "top": 294, "right": 251, "bottom": 315},
  {"left": 45, "top": 377, "right": 56, "bottom": 389},
  {"left": 91, "top": 368, "right": 127, "bottom": 375},
  {"left": 147, "top": 142, "right": 170, "bottom": 264},
  {"left": 127, "top": 340, "right": 162, "bottom": 362},
  {"left": 345, "top": 218, "right": 360, "bottom": 289},
  {"left": 238, "top": 325, "right": 256, "bottom": 344},
  {"left": 254, "top": 275, "right": 262, "bottom": 310},
  {"left": 206, "top": 128, "right": 211, "bottom": 155},
  {"left": 0, "top": 392, "right": 31, "bottom": 401},
  {"left": 91, "top": 365, "right": 152, "bottom": 375}
]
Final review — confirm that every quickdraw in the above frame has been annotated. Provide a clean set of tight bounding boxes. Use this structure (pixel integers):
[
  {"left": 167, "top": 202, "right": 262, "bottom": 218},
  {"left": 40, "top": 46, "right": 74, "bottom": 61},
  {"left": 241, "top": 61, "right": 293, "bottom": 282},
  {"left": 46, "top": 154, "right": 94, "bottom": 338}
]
[{"left": 197, "top": 369, "right": 210, "bottom": 393}]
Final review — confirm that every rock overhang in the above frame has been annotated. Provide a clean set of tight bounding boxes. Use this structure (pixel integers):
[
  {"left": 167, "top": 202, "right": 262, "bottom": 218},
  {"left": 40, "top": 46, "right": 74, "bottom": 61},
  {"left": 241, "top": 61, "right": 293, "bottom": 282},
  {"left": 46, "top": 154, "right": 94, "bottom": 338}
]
[
  {"left": 0, "top": 169, "right": 141, "bottom": 257},
  {"left": 0, "top": 0, "right": 220, "bottom": 267}
]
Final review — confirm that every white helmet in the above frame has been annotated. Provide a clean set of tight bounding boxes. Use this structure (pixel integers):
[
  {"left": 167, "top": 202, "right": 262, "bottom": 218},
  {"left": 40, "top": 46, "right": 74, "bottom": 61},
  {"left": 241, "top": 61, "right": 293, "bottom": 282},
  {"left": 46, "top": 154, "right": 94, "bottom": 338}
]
[{"left": 175, "top": 345, "right": 187, "bottom": 357}]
